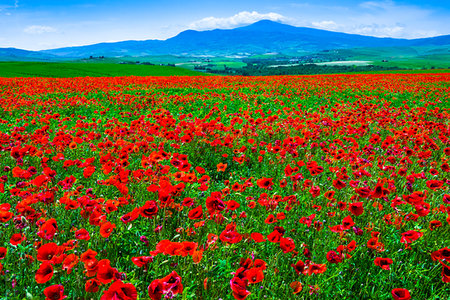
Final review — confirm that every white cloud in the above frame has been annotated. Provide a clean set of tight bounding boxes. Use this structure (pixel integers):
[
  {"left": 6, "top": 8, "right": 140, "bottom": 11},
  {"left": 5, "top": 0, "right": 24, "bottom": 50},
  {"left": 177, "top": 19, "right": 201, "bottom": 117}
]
[
  {"left": 338, "top": 0, "right": 437, "bottom": 38},
  {"left": 189, "top": 11, "right": 288, "bottom": 30},
  {"left": 359, "top": 0, "right": 393, "bottom": 10},
  {"left": 311, "top": 20, "right": 339, "bottom": 30},
  {"left": 352, "top": 23, "right": 405, "bottom": 37},
  {"left": 0, "top": 0, "right": 18, "bottom": 12},
  {"left": 24, "top": 25, "right": 57, "bottom": 34}
]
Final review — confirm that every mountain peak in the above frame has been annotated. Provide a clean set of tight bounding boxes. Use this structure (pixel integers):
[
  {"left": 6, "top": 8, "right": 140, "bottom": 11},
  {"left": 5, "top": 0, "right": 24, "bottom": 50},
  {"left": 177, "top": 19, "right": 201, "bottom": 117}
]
[{"left": 237, "top": 20, "right": 294, "bottom": 31}]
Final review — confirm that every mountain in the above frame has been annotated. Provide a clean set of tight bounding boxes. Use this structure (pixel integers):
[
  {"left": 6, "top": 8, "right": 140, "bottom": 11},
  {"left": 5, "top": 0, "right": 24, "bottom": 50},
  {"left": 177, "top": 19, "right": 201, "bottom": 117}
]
[
  {"left": 39, "top": 20, "right": 450, "bottom": 58},
  {"left": 0, "top": 47, "right": 58, "bottom": 61},
  {"left": 2, "top": 20, "right": 450, "bottom": 60}
]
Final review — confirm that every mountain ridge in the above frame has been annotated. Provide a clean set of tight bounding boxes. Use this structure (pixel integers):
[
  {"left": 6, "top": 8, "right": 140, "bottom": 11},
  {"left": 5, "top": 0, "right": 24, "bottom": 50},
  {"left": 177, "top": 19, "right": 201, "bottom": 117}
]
[{"left": 1, "top": 20, "right": 450, "bottom": 60}]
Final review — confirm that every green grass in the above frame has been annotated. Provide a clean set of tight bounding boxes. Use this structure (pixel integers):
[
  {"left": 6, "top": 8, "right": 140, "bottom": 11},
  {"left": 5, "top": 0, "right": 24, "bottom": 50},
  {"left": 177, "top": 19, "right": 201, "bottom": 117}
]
[
  {"left": 82, "top": 56, "right": 247, "bottom": 71},
  {"left": 349, "top": 68, "right": 450, "bottom": 75},
  {"left": 336, "top": 46, "right": 450, "bottom": 70},
  {"left": 0, "top": 61, "right": 206, "bottom": 77}
]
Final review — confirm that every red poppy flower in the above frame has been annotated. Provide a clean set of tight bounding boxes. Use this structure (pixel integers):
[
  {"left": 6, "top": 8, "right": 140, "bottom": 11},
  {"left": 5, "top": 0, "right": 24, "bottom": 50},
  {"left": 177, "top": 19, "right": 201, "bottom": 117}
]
[
  {"left": 44, "top": 284, "right": 67, "bottom": 300},
  {"left": 132, "top": 256, "right": 153, "bottom": 268},
  {"left": 75, "top": 228, "right": 91, "bottom": 240},
  {"left": 371, "top": 182, "right": 390, "bottom": 199},
  {"left": 100, "top": 280, "right": 137, "bottom": 300},
  {"left": 441, "top": 261, "right": 450, "bottom": 283},
  {"left": 342, "top": 215, "right": 355, "bottom": 230},
  {"left": 324, "top": 190, "right": 335, "bottom": 200},
  {"left": 35, "top": 262, "right": 54, "bottom": 284},
  {"left": 426, "top": 180, "right": 443, "bottom": 190},
  {"left": 159, "top": 189, "right": 175, "bottom": 206},
  {"left": 356, "top": 187, "right": 371, "bottom": 198},
  {"left": 219, "top": 228, "right": 242, "bottom": 244},
  {"left": 37, "top": 243, "right": 60, "bottom": 262},
  {"left": 0, "top": 247, "right": 6, "bottom": 260},
  {"left": 367, "top": 237, "right": 385, "bottom": 252},
  {"left": 81, "top": 249, "right": 97, "bottom": 263},
  {"left": 441, "top": 162, "right": 450, "bottom": 172},
  {"left": 205, "top": 192, "right": 226, "bottom": 216},
  {"left": 444, "top": 147, "right": 450, "bottom": 156},
  {"left": 230, "top": 276, "right": 250, "bottom": 300},
  {"left": 188, "top": 205, "right": 203, "bottom": 220},
  {"left": 299, "top": 213, "right": 316, "bottom": 227},
  {"left": 290, "top": 281, "right": 303, "bottom": 294},
  {"left": 279, "top": 237, "right": 295, "bottom": 253},
  {"left": 62, "top": 254, "right": 79, "bottom": 275},
  {"left": 192, "top": 249, "right": 203, "bottom": 264},
  {"left": 250, "top": 232, "right": 266, "bottom": 243},
  {"left": 96, "top": 259, "right": 118, "bottom": 284},
  {"left": 400, "top": 230, "right": 423, "bottom": 246},
  {"left": 38, "top": 218, "right": 58, "bottom": 241},
  {"left": 374, "top": 257, "right": 394, "bottom": 270},
  {"left": 291, "top": 260, "right": 305, "bottom": 275},
  {"left": 391, "top": 288, "right": 411, "bottom": 300},
  {"left": 333, "top": 179, "right": 347, "bottom": 190},
  {"left": 429, "top": 220, "right": 442, "bottom": 231},
  {"left": 264, "top": 214, "right": 277, "bottom": 224},
  {"left": 164, "top": 242, "right": 183, "bottom": 256},
  {"left": 326, "top": 250, "right": 343, "bottom": 264},
  {"left": 309, "top": 185, "right": 321, "bottom": 197},
  {"left": 180, "top": 241, "right": 197, "bottom": 257},
  {"left": 99, "top": 222, "right": 116, "bottom": 238},
  {"left": 148, "top": 279, "right": 164, "bottom": 300},
  {"left": 254, "top": 259, "right": 267, "bottom": 270},
  {"left": 0, "top": 210, "right": 13, "bottom": 223},
  {"left": 195, "top": 166, "right": 205, "bottom": 174},
  {"left": 120, "top": 208, "right": 140, "bottom": 224},
  {"left": 140, "top": 201, "right": 159, "bottom": 218},
  {"left": 239, "top": 258, "right": 253, "bottom": 269},
  {"left": 308, "top": 263, "right": 327, "bottom": 275},
  {"left": 160, "top": 271, "right": 183, "bottom": 295},
  {"left": 85, "top": 278, "right": 101, "bottom": 293},
  {"left": 246, "top": 267, "right": 264, "bottom": 284},
  {"left": 431, "top": 247, "right": 450, "bottom": 261},
  {"left": 346, "top": 240, "right": 357, "bottom": 252},
  {"left": 227, "top": 200, "right": 240, "bottom": 211},
  {"left": 257, "top": 177, "right": 274, "bottom": 190},
  {"left": 217, "top": 163, "right": 227, "bottom": 172},
  {"left": 267, "top": 230, "right": 282, "bottom": 243},
  {"left": 308, "top": 163, "right": 324, "bottom": 176},
  {"left": 83, "top": 166, "right": 96, "bottom": 178},
  {"left": 348, "top": 202, "right": 364, "bottom": 216},
  {"left": 10, "top": 233, "right": 26, "bottom": 246}
]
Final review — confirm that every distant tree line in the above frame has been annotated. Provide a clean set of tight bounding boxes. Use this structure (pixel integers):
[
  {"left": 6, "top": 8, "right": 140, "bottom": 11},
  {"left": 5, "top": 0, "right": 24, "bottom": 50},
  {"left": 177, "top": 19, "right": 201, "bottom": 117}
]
[{"left": 208, "top": 63, "right": 403, "bottom": 76}]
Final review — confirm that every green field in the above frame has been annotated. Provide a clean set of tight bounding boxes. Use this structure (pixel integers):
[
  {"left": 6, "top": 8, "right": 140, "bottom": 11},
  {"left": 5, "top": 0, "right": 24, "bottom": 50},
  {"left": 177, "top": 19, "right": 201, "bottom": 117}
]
[
  {"left": 0, "top": 61, "right": 206, "bottom": 77},
  {"left": 1, "top": 60, "right": 448, "bottom": 78},
  {"left": 335, "top": 46, "right": 450, "bottom": 69},
  {"left": 350, "top": 68, "right": 450, "bottom": 75}
]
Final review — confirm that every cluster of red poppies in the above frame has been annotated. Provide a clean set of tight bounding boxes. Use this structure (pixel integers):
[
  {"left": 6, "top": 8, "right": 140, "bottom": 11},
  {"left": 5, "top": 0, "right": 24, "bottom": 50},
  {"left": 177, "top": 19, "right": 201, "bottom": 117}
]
[{"left": 0, "top": 73, "right": 448, "bottom": 299}]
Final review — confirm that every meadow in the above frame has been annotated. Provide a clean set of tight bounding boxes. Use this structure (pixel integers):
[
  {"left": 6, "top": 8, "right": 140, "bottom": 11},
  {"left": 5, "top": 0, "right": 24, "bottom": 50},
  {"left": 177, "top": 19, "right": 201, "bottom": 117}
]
[
  {"left": 0, "top": 62, "right": 204, "bottom": 78},
  {"left": 0, "top": 73, "right": 449, "bottom": 299}
]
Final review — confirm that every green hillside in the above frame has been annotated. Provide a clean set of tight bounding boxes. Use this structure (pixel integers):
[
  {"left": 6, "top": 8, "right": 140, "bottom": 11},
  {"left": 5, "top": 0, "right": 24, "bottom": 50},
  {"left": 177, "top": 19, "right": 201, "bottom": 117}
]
[
  {"left": 0, "top": 62, "right": 206, "bottom": 77},
  {"left": 334, "top": 46, "right": 450, "bottom": 69}
]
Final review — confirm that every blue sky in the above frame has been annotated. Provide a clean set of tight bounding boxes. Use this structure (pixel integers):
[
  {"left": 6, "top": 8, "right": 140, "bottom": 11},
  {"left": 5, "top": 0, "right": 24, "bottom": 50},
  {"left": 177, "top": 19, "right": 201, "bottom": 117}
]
[{"left": 0, "top": 0, "right": 449, "bottom": 50}]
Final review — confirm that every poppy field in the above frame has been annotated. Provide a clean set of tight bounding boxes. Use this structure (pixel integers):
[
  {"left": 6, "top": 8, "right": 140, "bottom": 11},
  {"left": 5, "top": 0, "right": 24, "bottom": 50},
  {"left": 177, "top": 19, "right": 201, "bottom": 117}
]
[{"left": 0, "top": 73, "right": 449, "bottom": 299}]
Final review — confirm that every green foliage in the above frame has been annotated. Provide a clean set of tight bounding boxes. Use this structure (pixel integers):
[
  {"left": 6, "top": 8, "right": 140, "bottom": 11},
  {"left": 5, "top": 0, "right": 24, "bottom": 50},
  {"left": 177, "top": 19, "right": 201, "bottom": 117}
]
[{"left": 0, "top": 62, "right": 206, "bottom": 78}]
